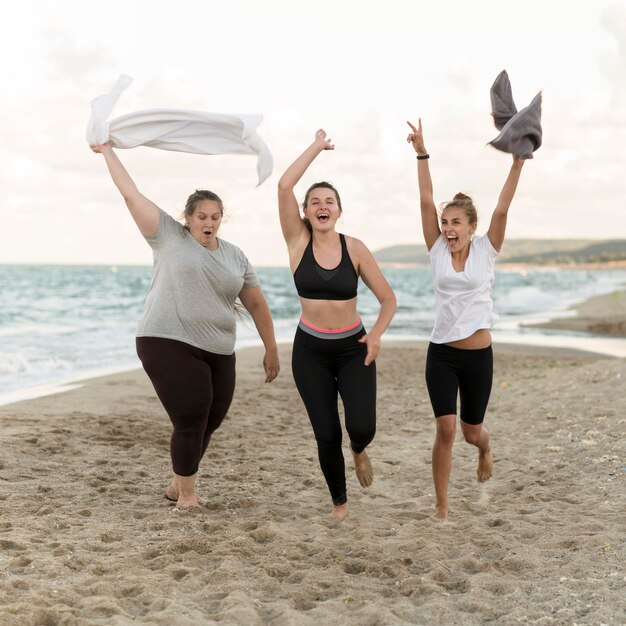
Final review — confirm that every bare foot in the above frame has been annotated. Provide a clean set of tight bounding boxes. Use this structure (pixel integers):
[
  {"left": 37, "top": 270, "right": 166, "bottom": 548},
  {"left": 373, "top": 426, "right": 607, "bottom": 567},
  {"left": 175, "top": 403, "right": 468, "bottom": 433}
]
[
  {"left": 352, "top": 450, "right": 374, "bottom": 487},
  {"left": 477, "top": 447, "right": 493, "bottom": 483},
  {"left": 173, "top": 473, "right": 203, "bottom": 508},
  {"left": 175, "top": 493, "right": 205, "bottom": 508},
  {"left": 330, "top": 503, "right": 348, "bottom": 522},
  {"left": 164, "top": 477, "right": 178, "bottom": 502},
  {"left": 433, "top": 504, "right": 448, "bottom": 522}
]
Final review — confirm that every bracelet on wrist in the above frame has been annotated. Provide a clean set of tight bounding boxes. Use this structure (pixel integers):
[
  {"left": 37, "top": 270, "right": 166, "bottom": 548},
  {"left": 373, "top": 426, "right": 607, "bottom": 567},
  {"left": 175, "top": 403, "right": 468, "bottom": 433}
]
[{"left": 416, "top": 154, "right": 430, "bottom": 160}]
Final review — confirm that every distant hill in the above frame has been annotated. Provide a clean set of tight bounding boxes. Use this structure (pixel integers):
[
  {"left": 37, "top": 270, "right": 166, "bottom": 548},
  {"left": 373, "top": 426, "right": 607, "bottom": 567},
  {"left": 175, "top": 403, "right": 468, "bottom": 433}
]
[
  {"left": 374, "top": 244, "right": 428, "bottom": 264},
  {"left": 374, "top": 239, "right": 626, "bottom": 265}
]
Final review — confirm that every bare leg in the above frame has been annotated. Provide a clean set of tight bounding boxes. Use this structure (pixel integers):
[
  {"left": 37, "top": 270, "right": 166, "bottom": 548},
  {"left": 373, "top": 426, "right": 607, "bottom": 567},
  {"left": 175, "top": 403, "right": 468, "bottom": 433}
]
[
  {"left": 175, "top": 473, "right": 202, "bottom": 508},
  {"left": 351, "top": 449, "right": 374, "bottom": 487},
  {"left": 432, "top": 414, "right": 456, "bottom": 521},
  {"left": 461, "top": 422, "right": 493, "bottom": 482}
]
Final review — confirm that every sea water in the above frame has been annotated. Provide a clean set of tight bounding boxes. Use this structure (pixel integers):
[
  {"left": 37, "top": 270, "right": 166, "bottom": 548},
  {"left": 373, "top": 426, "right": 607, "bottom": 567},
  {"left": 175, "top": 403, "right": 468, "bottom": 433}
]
[{"left": 1, "top": 264, "right": 625, "bottom": 403}]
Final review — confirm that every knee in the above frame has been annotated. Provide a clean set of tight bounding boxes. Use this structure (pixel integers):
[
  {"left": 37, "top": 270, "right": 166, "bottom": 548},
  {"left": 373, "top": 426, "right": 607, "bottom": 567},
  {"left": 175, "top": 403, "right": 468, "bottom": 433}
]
[
  {"left": 461, "top": 424, "right": 482, "bottom": 445},
  {"left": 436, "top": 418, "right": 456, "bottom": 446},
  {"left": 348, "top": 423, "right": 376, "bottom": 452},
  {"left": 315, "top": 429, "right": 343, "bottom": 450}
]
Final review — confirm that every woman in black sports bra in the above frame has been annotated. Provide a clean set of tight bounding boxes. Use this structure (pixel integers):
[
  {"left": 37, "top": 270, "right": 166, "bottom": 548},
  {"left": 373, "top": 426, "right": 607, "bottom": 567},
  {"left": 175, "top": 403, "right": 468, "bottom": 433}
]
[{"left": 278, "top": 129, "right": 397, "bottom": 521}]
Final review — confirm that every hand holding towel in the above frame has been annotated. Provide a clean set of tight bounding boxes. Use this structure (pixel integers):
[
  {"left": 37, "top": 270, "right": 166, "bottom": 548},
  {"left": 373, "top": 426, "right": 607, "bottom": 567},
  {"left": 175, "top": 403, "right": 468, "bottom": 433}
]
[
  {"left": 489, "top": 70, "right": 542, "bottom": 160},
  {"left": 86, "top": 75, "right": 273, "bottom": 186}
]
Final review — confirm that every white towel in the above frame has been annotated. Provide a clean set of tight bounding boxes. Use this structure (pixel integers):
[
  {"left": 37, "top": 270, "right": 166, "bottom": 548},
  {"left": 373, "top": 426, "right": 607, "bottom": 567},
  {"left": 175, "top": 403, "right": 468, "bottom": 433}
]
[{"left": 86, "top": 75, "right": 273, "bottom": 186}]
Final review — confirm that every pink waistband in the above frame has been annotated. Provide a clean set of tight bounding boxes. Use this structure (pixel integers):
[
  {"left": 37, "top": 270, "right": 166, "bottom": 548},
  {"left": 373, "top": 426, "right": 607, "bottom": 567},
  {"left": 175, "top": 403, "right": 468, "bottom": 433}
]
[{"left": 299, "top": 317, "right": 362, "bottom": 334}]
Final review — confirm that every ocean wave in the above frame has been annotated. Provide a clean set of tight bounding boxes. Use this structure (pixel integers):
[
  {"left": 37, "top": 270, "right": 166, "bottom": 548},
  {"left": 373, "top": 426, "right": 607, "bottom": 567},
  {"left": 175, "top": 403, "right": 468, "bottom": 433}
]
[
  {"left": 0, "top": 352, "right": 71, "bottom": 377},
  {"left": 0, "top": 264, "right": 625, "bottom": 398}
]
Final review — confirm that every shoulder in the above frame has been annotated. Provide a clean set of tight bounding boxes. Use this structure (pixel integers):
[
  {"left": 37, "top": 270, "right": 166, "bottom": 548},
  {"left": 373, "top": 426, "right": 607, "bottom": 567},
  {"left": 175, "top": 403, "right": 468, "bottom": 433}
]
[
  {"left": 343, "top": 234, "right": 370, "bottom": 257},
  {"left": 343, "top": 235, "right": 380, "bottom": 275},
  {"left": 217, "top": 238, "right": 251, "bottom": 263},
  {"left": 473, "top": 233, "right": 499, "bottom": 257},
  {"left": 149, "top": 208, "right": 185, "bottom": 243},
  {"left": 158, "top": 209, "right": 181, "bottom": 227},
  {"left": 217, "top": 237, "right": 243, "bottom": 255},
  {"left": 427, "top": 233, "right": 446, "bottom": 257}
]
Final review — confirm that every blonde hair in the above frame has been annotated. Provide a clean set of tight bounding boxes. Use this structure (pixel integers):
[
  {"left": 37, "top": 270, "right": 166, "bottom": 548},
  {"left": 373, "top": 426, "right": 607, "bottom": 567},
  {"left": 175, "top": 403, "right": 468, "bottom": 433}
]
[{"left": 440, "top": 192, "right": 478, "bottom": 225}]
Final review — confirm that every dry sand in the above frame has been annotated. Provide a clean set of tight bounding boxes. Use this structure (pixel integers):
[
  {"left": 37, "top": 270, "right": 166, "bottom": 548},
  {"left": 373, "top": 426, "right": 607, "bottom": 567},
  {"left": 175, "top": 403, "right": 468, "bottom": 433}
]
[{"left": 0, "top": 339, "right": 624, "bottom": 625}]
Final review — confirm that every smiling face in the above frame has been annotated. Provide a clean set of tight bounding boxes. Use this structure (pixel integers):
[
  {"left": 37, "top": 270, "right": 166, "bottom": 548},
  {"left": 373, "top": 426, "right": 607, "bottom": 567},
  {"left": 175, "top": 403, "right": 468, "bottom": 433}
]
[
  {"left": 186, "top": 199, "right": 223, "bottom": 249},
  {"left": 303, "top": 186, "right": 342, "bottom": 231},
  {"left": 440, "top": 206, "right": 476, "bottom": 253}
]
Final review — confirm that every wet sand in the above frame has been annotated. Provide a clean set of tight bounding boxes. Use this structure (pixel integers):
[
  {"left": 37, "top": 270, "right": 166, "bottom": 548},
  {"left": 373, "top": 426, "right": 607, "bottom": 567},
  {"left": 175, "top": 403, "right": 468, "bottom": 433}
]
[
  {"left": 525, "top": 289, "right": 626, "bottom": 337},
  {"left": 0, "top": 340, "right": 624, "bottom": 625}
]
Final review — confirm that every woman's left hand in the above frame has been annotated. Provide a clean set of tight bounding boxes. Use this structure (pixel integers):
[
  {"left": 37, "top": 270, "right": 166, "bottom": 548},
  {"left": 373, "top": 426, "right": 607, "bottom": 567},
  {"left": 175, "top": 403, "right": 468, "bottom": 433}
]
[
  {"left": 263, "top": 349, "right": 280, "bottom": 382},
  {"left": 406, "top": 119, "right": 427, "bottom": 155},
  {"left": 358, "top": 332, "right": 381, "bottom": 366}
]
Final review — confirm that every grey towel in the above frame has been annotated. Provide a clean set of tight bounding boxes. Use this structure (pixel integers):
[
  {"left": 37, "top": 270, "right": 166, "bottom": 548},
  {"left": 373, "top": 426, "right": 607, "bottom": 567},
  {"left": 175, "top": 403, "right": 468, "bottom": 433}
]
[{"left": 489, "top": 70, "right": 542, "bottom": 160}]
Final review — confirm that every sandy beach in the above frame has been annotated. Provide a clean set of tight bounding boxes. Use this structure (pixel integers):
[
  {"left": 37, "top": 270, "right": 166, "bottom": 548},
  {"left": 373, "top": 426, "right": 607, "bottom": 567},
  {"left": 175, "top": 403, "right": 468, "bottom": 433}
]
[{"left": 0, "top": 335, "right": 624, "bottom": 625}]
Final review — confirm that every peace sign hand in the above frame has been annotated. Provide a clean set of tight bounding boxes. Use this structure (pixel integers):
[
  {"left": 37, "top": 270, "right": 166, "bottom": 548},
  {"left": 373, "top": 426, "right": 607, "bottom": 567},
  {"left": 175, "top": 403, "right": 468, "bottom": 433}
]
[{"left": 406, "top": 119, "right": 427, "bottom": 155}]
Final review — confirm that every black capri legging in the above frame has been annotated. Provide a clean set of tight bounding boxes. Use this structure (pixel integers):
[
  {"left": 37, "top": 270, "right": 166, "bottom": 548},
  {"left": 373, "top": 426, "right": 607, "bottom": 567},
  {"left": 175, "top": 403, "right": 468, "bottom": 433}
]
[
  {"left": 291, "top": 323, "right": 376, "bottom": 506},
  {"left": 136, "top": 337, "right": 236, "bottom": 477},
  {"left": 425, "top": 342, "right": 493, "bottom": 425}
]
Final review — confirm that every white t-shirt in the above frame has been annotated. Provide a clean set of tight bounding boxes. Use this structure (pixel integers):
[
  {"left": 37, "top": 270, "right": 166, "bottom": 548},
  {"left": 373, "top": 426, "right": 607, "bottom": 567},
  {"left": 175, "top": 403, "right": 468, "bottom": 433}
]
[
  {"left": 136, "top": 209, "right": 259, "bottom": 354},
  {"left": 428, "top": 233, "right": 499, "bottom": 343}
]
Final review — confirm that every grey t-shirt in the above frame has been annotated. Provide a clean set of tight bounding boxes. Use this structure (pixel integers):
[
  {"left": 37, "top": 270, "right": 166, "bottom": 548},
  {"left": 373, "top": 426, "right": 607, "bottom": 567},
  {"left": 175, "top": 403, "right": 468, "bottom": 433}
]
[{"left": 136, "top": 209, "right": 259, "bottom": 354}]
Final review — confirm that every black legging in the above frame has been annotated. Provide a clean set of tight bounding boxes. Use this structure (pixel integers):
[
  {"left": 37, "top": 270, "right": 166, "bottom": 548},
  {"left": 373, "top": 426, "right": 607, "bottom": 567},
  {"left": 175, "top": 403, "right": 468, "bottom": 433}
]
[
  {"left": 291, "top": 326, "right": 376, "bottom": 505},
  {"left": 136, "top": 337, "right": 236, "bottom": 476}
]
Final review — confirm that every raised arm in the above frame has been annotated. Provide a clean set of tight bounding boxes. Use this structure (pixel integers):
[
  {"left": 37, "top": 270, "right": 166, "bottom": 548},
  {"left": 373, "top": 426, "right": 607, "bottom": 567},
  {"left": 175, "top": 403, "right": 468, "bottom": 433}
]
[
  {"left": 407, "top": 119, "right": 440, "bottom": 251},
  {"left": 487, "top": 156, "right": 525, "bottom": 252},
  {"left": 91, "top": 143, "right": 160, "bottom": 237},
  {"left": 277, "top": 129, "right": 334, "bottom": 251}
]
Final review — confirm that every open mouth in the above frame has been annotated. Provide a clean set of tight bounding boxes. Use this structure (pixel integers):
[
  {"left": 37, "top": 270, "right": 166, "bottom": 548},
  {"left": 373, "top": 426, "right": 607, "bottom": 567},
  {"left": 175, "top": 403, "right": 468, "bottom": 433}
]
[
  {"left": 316, "top": 213, "right": 330, "bottom": 223},
  {"left": 446, "top": 235, "right": 458, "bottom": 246}
]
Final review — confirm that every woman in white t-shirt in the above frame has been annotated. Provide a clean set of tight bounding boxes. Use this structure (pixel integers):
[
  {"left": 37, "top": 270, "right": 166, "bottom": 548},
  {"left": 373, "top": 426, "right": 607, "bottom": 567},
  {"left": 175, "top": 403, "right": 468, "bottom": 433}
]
[{"left": 407, "top": 119, "right": 525, "bottom": 522}]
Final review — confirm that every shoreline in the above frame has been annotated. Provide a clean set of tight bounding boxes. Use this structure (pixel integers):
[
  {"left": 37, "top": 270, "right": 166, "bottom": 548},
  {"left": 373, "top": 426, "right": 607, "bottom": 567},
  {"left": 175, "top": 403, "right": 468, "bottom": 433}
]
[
  {"left": 3, "top": 286, "right": 626, "bottom": 408},
  {"left": 2, "top": 329, "right": 625, "bottom": 409},
  {"left": 2, "top": 288, "right": 625, "bottom": 409}
]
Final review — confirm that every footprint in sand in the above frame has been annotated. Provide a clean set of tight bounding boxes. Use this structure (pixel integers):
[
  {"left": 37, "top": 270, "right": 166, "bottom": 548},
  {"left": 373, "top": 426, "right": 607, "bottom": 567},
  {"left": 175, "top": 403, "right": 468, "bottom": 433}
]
[
  {"left": 0, "top": 539, "right": 26, "bottom": 552},
  {"left": 170, "top": 569, "right": 189, "bottom": 581}
]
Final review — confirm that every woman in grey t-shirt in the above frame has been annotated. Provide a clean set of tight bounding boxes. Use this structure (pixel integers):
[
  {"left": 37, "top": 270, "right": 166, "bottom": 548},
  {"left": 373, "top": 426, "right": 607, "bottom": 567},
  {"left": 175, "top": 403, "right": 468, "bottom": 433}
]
[{"left": 91, "top": 142, "right": 280, "bottom": 508}]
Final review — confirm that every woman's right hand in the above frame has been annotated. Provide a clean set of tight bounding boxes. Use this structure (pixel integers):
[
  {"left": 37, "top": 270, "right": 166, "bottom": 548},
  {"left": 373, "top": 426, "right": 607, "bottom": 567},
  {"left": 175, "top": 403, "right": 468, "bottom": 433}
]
[
  {"left": 406, "top": 119, "right": 427, "bottom": 155},
  {"left": 90, "top": 142, "right": 112, "bottom": 154},
  {"left": 314, "top": 129, "right": 335, "bottom": 151}
]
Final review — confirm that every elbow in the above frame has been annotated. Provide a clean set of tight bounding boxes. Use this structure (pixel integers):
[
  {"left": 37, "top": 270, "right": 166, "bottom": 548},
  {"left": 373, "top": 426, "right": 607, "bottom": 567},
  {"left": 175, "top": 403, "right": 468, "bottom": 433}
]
[
  {"left": 385, "top": 291, "right": 398, "bottom": 314},
  {"left": 122, "top": 188, "right": 141, "bottom": 207},
  {"left": 277, "top": 179, "right": 292, "bottom": 195},
  {"left": 243, "top": 299, "right": 264, "bottom": 317}
]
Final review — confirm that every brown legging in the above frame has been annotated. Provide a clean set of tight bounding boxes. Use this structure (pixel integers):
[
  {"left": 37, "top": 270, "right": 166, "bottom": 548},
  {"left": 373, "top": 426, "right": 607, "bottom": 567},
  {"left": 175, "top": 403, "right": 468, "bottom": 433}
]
[{"left": 136, "top": 337, "right": 236, "bottom": 476}]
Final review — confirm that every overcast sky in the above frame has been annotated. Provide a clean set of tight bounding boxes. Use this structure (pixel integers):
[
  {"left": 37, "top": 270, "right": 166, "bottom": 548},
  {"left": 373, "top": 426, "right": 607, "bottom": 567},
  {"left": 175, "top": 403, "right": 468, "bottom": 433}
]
[{"left": 0, "top": 0, "right": 624, "bottom": 266}]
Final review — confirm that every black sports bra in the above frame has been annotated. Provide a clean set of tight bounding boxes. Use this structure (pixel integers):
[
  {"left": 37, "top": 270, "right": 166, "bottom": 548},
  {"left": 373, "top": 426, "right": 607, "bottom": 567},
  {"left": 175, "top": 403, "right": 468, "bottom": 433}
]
[{"left": 293, "top": 234, "right": 358, "bottom": 300}]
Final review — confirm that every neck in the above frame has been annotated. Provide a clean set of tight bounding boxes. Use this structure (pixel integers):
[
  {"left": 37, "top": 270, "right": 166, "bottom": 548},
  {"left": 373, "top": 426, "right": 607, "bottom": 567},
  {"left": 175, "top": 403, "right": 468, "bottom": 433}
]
[{"left": 312, "top": 229, "right": 338, "bottom": 244}]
